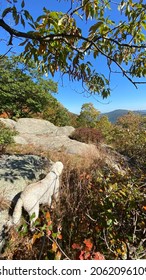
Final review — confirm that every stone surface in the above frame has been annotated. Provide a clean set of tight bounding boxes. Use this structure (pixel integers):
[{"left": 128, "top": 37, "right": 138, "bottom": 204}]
[
  {"left": 1, "top": 118, "right": 99, "bottom": 156},
  {"left": 0, "top": 118, "right": 16, "bottom": 129}
]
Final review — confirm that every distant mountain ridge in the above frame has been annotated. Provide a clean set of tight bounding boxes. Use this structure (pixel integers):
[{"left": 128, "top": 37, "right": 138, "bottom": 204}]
[{"left": 101, "top": 109, "right": 146, "bottom": 123}]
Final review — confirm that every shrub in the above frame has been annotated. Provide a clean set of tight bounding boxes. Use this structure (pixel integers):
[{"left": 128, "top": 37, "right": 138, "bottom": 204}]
[
  {"left": 70, "top": 127, "right": 103, "bottom": 145},
  {"left": 60, "top": 164, "right": 146, "bottom": 260},
  {"left": 112, "top": 125, "right": 146, "bottom": 170},
  {"left": 0, "top": 121, "right": 16, "bottom": 153},
  {"left": 2, "top": 209, "right": 63, "bottom": 260}
]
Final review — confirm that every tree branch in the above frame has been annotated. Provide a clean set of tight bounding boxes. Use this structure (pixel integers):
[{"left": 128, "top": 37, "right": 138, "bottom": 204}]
[
  {"left": 69, "top": 0, "right": 90, "bottom": 16},
  {"left": 0, "top": 19, "right": 41, "bottom": 43},
  {"left": 0, "top": 47, "right": 13, "bottom": 59},
  {"left": 77, "top": 34, "right": 140, "bottom": 88},
  {"left": 0, "top": 18, "right": 145, "bottom": 87},
  {"left": 103, "top": 36, "right": 146, "bottom": 49}
]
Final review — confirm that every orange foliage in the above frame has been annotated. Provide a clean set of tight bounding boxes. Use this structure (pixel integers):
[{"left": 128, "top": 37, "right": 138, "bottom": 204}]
[
  {"left": 72, "top": 238, "right": 105, "bottom": 260},
  {"left": 0, "top": 112, "right": 9, "bottom": 118}
]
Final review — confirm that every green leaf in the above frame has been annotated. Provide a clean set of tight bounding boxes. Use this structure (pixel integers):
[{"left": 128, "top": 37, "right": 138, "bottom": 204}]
[
  {"left": 21, "top": 0, "right": 25, "bottom": 8},
  {"left": 21, "top": 15, "right": 25, "bottom": 27},
  {"left": 2, "top": 8, "right": 12, "bottom": 18},
  {"left": 107, "top": 219, "right": 113, "bottom": 226},
  {"left": 19, "top": 39, "right": 28, "bottom": 46},
  {"left": 24, "top": 10, "right": 33, "bottom": 21},
  {"left": 89, "top": 21, "right": 103, "bottom": 33}
]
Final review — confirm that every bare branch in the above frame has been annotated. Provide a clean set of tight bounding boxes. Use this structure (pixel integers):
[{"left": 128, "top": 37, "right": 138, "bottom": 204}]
[
  {"left": 0, "top": 47, "right": 13, "bottom": 59},
  {"left": 102, "top": 228, "right": 115, "bottom": 255},
  {"left": 133, "top": 81, "right": 146, "bottom": 85},
  {"left": 103, "top": 36, "right": 146, "bottom": 49},
  {"left": 69, "top": 0, "right": 90, "bottom": 16},
  {"left": 85, "top": 212, "right": 97, "bottom": 222}
]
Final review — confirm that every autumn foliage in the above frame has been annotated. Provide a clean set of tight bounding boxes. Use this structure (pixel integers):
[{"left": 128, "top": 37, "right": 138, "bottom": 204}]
[
  {"left": 2, "top": 156, "right": 146, "bottom": 260},
  {"left": 72, "top": 239, "right": 105, "bottom": 260},
  {"left": 70, "top": 127, "right": 103, "bottom": 145}
]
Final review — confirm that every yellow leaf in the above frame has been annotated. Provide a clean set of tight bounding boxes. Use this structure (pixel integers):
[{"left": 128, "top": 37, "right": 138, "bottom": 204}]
[
  {"left": 32, "top": 232, "right": 43, "bottom": 244},
  {"left": 52, "top": 242, "right": 58, "bottom": 252},
  {"left": 45, "top": 211, "right": 51, "bottom": 221},
  {"left": 55, "top": 251, "right": 62, "bottom": 260},
  {"left": 117, "top": 248, "right": 122, "bottom": 254}
]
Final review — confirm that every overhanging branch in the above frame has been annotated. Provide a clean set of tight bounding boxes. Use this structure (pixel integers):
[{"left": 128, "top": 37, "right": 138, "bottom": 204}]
[
  {"left": 0, "top": 19, "right": 41, "bottom": 43},
  {"left": 0, "top": 18, "right": 145, "bottom": 88}
]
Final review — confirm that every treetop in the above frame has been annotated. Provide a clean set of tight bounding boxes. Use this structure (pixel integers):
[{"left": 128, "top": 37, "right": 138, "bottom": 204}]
[{"left": 0, "top": 0, "right": 146, "bottom": 97}]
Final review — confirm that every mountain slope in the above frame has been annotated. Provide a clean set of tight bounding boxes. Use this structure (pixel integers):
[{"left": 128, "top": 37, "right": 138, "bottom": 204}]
[{"left": 102, "top": 109, "right": 146, "bottom": 123}]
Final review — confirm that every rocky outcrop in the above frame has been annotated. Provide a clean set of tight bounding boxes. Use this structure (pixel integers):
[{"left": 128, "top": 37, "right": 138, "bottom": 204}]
[
  {"left": 0, "top": 118, "right": 129, "bottom": 171},
  {"left": 0, "top": 118, "right": 98, "bottom": 156}
]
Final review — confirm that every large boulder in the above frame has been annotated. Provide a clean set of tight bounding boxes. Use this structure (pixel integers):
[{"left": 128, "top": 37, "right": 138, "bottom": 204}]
[
  {"left": 0, "top": 118, "right": 99, "bottom": 156},
  {"left": 0, "top": 154, "right": 51, "bottom": 201}
]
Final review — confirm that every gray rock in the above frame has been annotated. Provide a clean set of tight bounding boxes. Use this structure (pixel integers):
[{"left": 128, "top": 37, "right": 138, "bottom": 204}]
[
  {"left": 15, "top": 118, "right": 56, "bottom": 135},
  {"left": 65, "top": 140, "right": 98, "bottom": 156},
  {"left": 0, "top": 118, "right": 128, "bottom": 170},
  {"left": 2, "top": 118, "right": 93, "bottom": 156},
  {"left": 0, "top": 118, "right": 16, "bottom": 129},
  {"left": 13, "top": 135, "right": 28, "bottom": 145},
  {"left": 1, "top": 118, "right": 82, "bottom": 154}
]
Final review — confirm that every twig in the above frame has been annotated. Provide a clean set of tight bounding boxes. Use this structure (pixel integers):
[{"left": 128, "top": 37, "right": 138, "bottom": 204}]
[
  {"left": 92, "top": 43, "right": 138, "bottom": 88},
  {"left": 47, "top": 235, "right": 71, "bottom": 260},
  {"left": 69, "top": 0, "right": 90, "bottom": 17},
  {"left": 103, "top": 36, "right": 146, "bottom": 49},
  {"left": 132, "top": 210, "right": 138, "bottom": 243},
  {"left": 85, "top": 212, "right": 97, "bottom": 222},
  {"left": 0, "top": 47, "right": 13, "bottom": 59},
  {"left": 102, "top": 228, "right": 115, "bottom": 254}
]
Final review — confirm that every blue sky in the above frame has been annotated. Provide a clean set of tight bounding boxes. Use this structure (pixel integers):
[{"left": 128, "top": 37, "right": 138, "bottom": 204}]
[{"left": 0, "top": 0, "right": 146, "bottom": 114}]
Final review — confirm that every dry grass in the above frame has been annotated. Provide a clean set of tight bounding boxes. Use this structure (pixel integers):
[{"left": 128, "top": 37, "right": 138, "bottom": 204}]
[
  {"left": 7, "top": 142, "right": 101, "bottom": 171},
  {"left": 0, "top": 194, "right": 10, "bottom": 211},
  {"left": 6, "top": 143, "right": 47, "bottom": 157}
]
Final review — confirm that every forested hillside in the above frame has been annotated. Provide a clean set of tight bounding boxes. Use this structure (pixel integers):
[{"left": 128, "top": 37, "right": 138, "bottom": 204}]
[
  {"left": 102, "top": 109, "right": 146, "bottom": 123},
  {"left": 0, "top": 56, "right": 76, "bottom": 126}
]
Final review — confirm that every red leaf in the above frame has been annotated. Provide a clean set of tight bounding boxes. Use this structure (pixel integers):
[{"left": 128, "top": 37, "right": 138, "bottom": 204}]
[
  {"left": 46, "top": 230, "right": 52, "bottom": 236},
  {"left": 57, "top": 234, "right": 62, "bottom": 240},
  {"left": 92, "top": 252, "right": 105, "bottom": 260},
  {"left": 84, "top": 252, "right": 91, "bottom": 260},
  {"left": 83, "top": 239, "right": 93, "bottom": 251},
  {"left": 79, "top": 250, "right": 85, "bottom": 260},
  {"left": 72, "top": 243, "right": 81, "bottom": 250}
]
